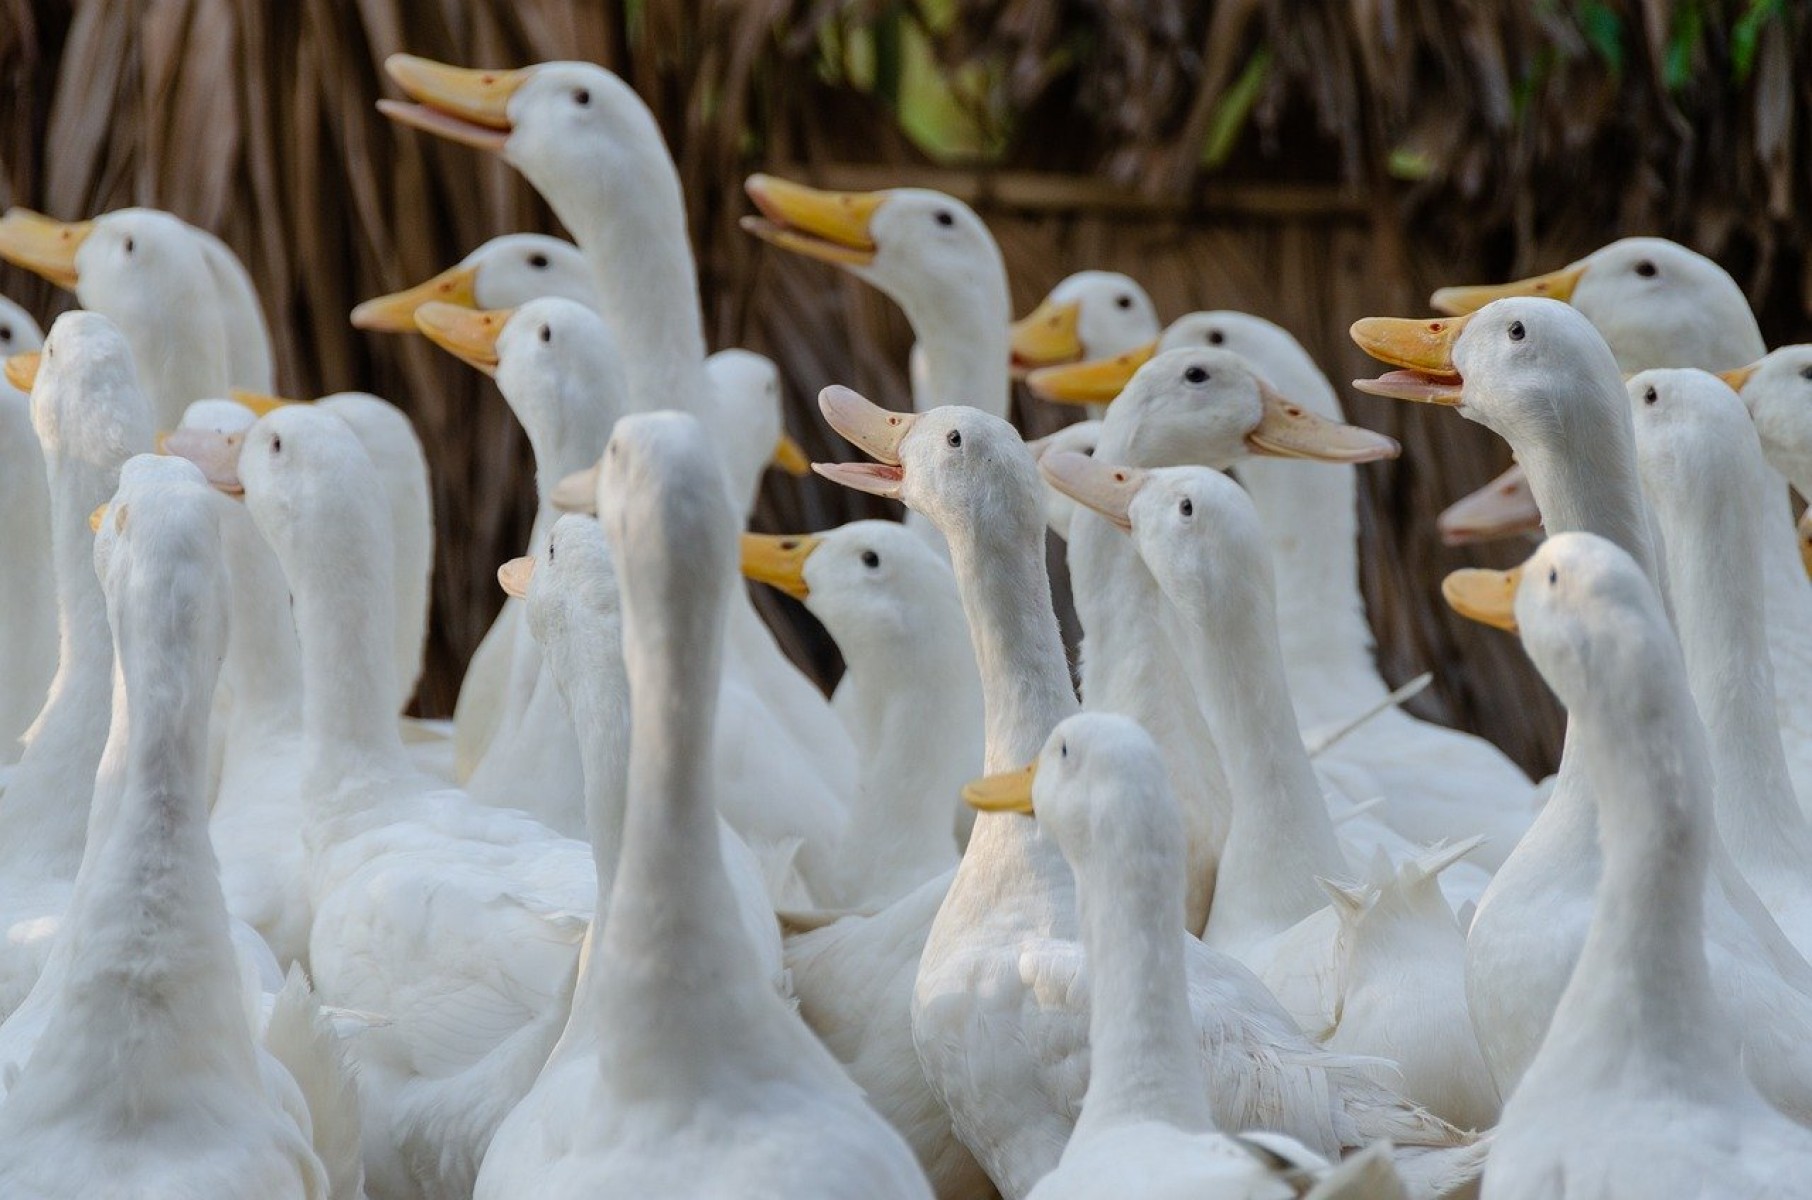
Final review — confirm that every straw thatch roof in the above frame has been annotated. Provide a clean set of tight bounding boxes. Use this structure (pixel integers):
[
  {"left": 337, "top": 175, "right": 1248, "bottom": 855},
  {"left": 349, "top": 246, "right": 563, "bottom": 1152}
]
[{"left": 4, "top": 0, "right": 1810, "bottom": 774}]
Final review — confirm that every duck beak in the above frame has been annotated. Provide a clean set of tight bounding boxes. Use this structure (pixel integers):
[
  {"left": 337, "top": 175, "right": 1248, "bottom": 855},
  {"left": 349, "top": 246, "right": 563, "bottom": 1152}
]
[
  {"left": 1245, "top": 383, "right": 1400, "bottom": 463},
  {"left": 771, "top": 433, "right": 812, "bottom": 477},
  {"left": 1039, "top": 451, "right": 1143, "bottom": 532},
  {"left": 1026, "top": 340, "right": 1157, "bottom": 406},
  {"left": 497, "top": 555, "right": 536, "bottom": 599},
  {"left": 4, "top": 351, "right": 40, "bottom": 392},
  {"left": 89, "top": 503, "right": 109, "bottom": 533},
  {"left": 1800, "top": 511, "right": 1812, "bottom": 581},
  {"left": 229, "top": 389, "right": 306, "bottom": 417},
  {"left": 1349, "top": 314, "right": 1470, "bottom": 405},
  {"left": 379, "top": 55, "right": 527, "bottom": 154},
  {"left": 161, "top": 428, "right": 245, "bottom": 496},
  {"left": 352, "top": 263, "right": 480, "bottom": 332},
  {"left": 739, "top": 533, "right": 820, "bottom": 601},
  {"left": 1438, "top": 463, "right": 1540, "bottom": 547},
  {"left": 1718, "top": 362, "right": 1761, "bottom": 393},
  {"left": 813, "top": 385, "right": 913, "bottom": 499},
  {"left": 1442, "top": 564, "right": 1522, "bottom": 633},
  {"left": 1009, "top": 298, "right": 1084, "bottom": 374},
  {"left": 415, "top": 302, "right": 512, "bottom": 376},
  {"left": 741, "top": 175, "right": 883, "bottom": 268},
  {"left": 962, "top": 762, "right": 1037, "bottom": 814},
  {"left": 1429, "top": 263, "right": 1586, "bottom": 316},
  {"left": 552, "top": 461, "right": 600, "bottom": 514},
  {"left": 0, "top": 209, "right": 92, "bottom": 290}
]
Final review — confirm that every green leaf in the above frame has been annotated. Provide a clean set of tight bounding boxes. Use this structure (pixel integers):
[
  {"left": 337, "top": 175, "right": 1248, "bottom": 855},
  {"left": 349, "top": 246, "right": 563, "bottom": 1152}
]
[
  {"left": 1732, "top": 0, "right": 1785, "bottom": 84},
  {"left": 1663, "top": 0, "right": 1703, "bottom": 92},
  {"left": 1578, "top": 0, "right": 1623, "bottom": 75},
  {"left": 1200, "top": 47, "right": 1272, "bottom": 170}
]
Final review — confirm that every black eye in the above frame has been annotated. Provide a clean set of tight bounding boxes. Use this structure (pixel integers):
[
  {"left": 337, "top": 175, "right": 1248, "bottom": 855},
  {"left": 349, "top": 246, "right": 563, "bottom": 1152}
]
[
  {"left": 1643, "top": 385, "right": 1658, "bottom": 405},
  {"left": 547, "top": 541, "right": 556, "bottom": 563},
  {"left": 1635, "top": 260, "right": 1657, "bottom": 278},
  {"left": 1059, "top": 740, "right": 1067, "bottom": 759},
  {"left": 946, "top": 429, "right": 962, "bottom": 447},
  {"left": 123, "top": 237, "right": 135, "bottom": 254},
  {"left": 1508, "top": 320, "right": 1525, "bottom": 342},
  {"left": 270, "top": 434, "right": 282, "bottom": 454},
  {"left": 1179, "top": 497, "right": 1193, "bottom": 517},
  {"left": 1115, "top": 295, "right": 1132, "bottom": 310},
  {"left": 861, "top": 549, "right": 879, "bottom": 568},
  {"left": 934, "top": 210, "right": 954, "bottom": 227},
  {"left": 574, "top": 89, "right": 591, "bottom": 106},
  {"left": 1206, "top": 329, "right": 1224, "bottom": 345},
  {"left": 1800, "top": 366, "right": 1812, "bottom": 381},
  {"left": 539, "top": 324, "right": 552, "bottom": 343},
  {"left": 1548, "top": 568, "right": 1558, "bottom": 585},
  {"left": 0, "top": 326, "right": 10, "bottom": 342},
  {"left": 1184, "top": 365, "right": 1209, "bottom": 384},
  {"left": 529, "top": 253, "right": 549, "bottom": 269}
]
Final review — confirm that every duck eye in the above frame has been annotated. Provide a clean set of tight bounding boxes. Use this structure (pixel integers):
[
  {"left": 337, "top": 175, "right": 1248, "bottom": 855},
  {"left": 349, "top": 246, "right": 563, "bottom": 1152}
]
[
  {"left": 1643, "top": 385, "right": 1658, "bottom": 404},
  {"left": 1206, "top": 329, "right": 1224, "bottom": 345},
  {"left": 574, "top": 89, "right": 591, "bottom": 106},
  {"left": 1507, "top": 320, "right": 1525, "bottom": 342},
  {"left": 1548, "top": 568, "right": 1558, "bottom": 586},
  {"left": 539, "top": 324, "right": 552, "bottom": 343},
  {"left": 1115, "top": 295, "right": 1132, "bottom": 309},
  {"left": 861, "top": 549, "right": 879, "bottom": 568},
  {"left": 1184, "top": 365, "right": 1208, "bottom": 384},
  {"left": 1635, "top": 260, "right": 1657, "bottom": 278},
  {"left": 529, "top": 253, "right": 549, "bottom": 269},
  {"left": 547, "top": 541, "right": 556, "bottom": 563},
  {"left": 270, "top": 434, "right": 282, "bottom": 454},
  {"left": 946, "top": 429, "right": 962, "bottom": 448},
  {"left": 1800, "top": 365, "right": 1812, "bottom": 382},
  {"left": 1059, "top": 740, "right": 1067, "bottom": 759},
  {"left": 0, "top": 326, "right": 9, "bottom": 342},
  {"left": 123, "top": 237, "right": 135, "bottom": 254},
  {"left": 934, "top": 210, "right": 954, "bottom": 227},
  {"left": 1179, "top": 497, "right": 1193, "bottom": 517}
]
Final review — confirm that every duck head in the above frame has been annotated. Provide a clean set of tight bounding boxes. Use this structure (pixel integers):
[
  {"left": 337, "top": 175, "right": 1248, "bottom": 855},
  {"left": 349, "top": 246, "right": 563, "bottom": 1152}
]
[
  {"left": 1720, "top": 346, "right": 1812, "bottom": 492},
  {"left": 1009, "top": 271, "right": 1159, "bottom": 374},
  {"left": 353, "top": 233, "right": 597, "bottom": 332},
  {"left": 742, "top": 518, "right": 961, "bottom": 651},
  {"left": 31, "top": 310, "right": 153, "bottom": 474}
]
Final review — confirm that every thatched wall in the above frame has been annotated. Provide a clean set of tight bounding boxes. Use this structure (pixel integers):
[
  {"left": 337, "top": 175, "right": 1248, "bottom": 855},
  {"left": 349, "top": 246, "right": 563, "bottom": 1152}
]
[{"left": 5, "top": 0, "right": 1811, "bottom": 775}]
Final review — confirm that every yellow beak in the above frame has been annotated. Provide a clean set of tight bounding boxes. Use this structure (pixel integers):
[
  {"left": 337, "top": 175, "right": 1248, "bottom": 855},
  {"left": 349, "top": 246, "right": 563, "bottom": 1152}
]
[
  {"left": 379, "top": 55, "right": 529, "bottom": 153},
  {"left": 1009, "top": 298, "right": 1084, "bottom": 373},
  {"left": 1718, "top": 362, "right": 1761, "bottom": 393},
  {"left": 0, "top": 209, "right": 93, "bottom": 290},
  {"left": 497, "top": 555, "right": 536, "bottom": 599},
  {"left": 1039, "top": 451, "right": 1143, "bottom": 532},
  {"left": 962, "top": 762, "right": 1037, "bottom": 814},
  {"left": 741, "top": 175, "right": 884, "bottom": 268},
  {"left": 1245, "top": 384, "right": 1400, "bottom": 463},
  {"left": 1429, "top": 263, "right": 1586, "bottom": 316},
  {"left": 1349, "top": 314, "right": 1471, "bottom": 405},
  {"left": 352, "top": 263, "right": 480, "bottom": 332},
  {"left": 1026, "top": 340, "right": 1158, "bottom": 406},
  {"left": 415, "top": 302, "right": 513, "bottom": 376},
  {"left": 4, "top": 351, "right": 41, "bottom": 392},
  {"left": 89, "top": 502, "right": 109, "bottom": 534},
  {"left": 1442, "top": 565, "right": 1523, "bottom": 633},
  {"left": 229, "top": 388, "right": 305, "bottom": 417},
  {"left": 739, "top": 533, "right": 821, "bottom": 601},
  {"left": 771, "top": 433, "right": 812, "bottom": 477}
]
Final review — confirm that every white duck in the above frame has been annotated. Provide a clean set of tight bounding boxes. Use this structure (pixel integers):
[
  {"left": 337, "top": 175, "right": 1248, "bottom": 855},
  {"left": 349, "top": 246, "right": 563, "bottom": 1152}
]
[
  {"left": 414, "top": 297, "right": 620, "bottom": 837},
  {"left": 816, "top": 388, "right": 1477, "bottom": 1200},
  {"left": 477, "top": 413, "right": 929, "bottom": 1200},
  {"left": 381, "top": 56, "right": 859, "bottom": 868},
  {"left": 1461, "top": 534, "right": 1812, "bottom": 1200},
  {"left": 1042, "top": 451, "right": 1496, "bottom": 1121},
  {"left": 964, "top": 712, "right": 1411, "bottom": 1200},
  {"left": 740, "top": 519, "right": 979, "bottom": 910},
  {"left": 0, "top": 471, "right": 337, "bottom": 1200},
  {"left": 0, "top": 299, "right": 52, "bottom": 766},
  {"left": 1008, "top": 270, "right": 1160, "bottom": 422},
  {"left": 1032, "top": 312, "right": 1536, "bottom": 866},
  {"left": 1356, "top": 298, "right": 1812, "bottom": 1119},
  {"left": 186, "top": 402, "right": 780, "bottom": 1200},
  {"left": 1627, "top": 367, "right": 1812, "bottom": 959},
  {"left": 0, "top": 312, "right": 151, "bottom": 1018}
]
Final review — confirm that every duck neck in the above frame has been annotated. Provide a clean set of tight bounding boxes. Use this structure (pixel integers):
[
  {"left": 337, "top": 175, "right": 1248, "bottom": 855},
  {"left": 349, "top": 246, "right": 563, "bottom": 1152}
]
[
  {"left": 1649, "top": 450, "right": 1812, "bottom": 875},
  {"left": 547, "top": 615, "right": 631, "bottom": 904},
  {"left": 1072, "top": 824, "right": 1213, "bottom": 1139},
  {"left": 527, "top": 394, "right": 611, "bottom": 514},
  {"left": 219, "top": 502, "right": 302, "bottom": 733},
  {"left": 1186, "top": 562, "right": 1348, "bottom": 946},
  {"left": 1515, "top": 410, "right": 1659, "bottom": 589},
  {"left": 0, "top": 399, "right": 54, "bottom": 751},
  {"left": 901, "top": 273, "right": 1011, "bottom": 419}
]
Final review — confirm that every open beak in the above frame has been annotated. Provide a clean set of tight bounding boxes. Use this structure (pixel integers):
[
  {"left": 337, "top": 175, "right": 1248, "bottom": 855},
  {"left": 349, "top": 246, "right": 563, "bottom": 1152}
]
[
  {"left": 1438, "top": 462, "right": 1540, "bottom": 547},
  {"left": 741, "top": 175, "right": 883, "bottom": 268},
  {"left": 228, "top": 389, "right": 305, "bottom": 417},
  {"left": 415, "top": 301, "right": 511, "bottom": 376},
  {"left": 1718, "top": 362, "right": 1761, "bottom": 394},
  {"left": 1429, "top": 263, "right": 1586, "bottom": 316},
  {"left": 771, "top": 433, "right": 812, "bottom": 477},
  {"left": 0, "top": 208, "right": 92, "bottom": 290},
  {"left": 161, "top": 427, "right": 245, "bottom": 495},
  {"left": 1246, "top": 383, "right": 1400, "bottom": 462},
  {"left": 1026, "top": 340, "right": 1157, "bottom": 406},
  {"left": 379, "top": 55, "right": 528, "bottom": 154},
  {"left": 1442, "top": 564, "right": 1522, "bottom": 633},
  {"left": 1009, "top": 298, "right": 1083, "bottom": 374},
  {"left": 813, "top": 385, "right": 913, "bottom": 499},
  {"left": 552, "top": 461, "right": 600, "bottom": 514},
  {"left": 1350, "top": 314, "right": 1471, "bottom": 405},
  {"left": 962, "top": 762, "right": 1037, "bottom": 814},
  {"left": 497, "top": 555, "right": 536, "bottom": 599},
  {"left": 1039, "top": 451, "right": 1144, "bottom": 532},
  {"left": 739, "top": 533, "right": 820, "bottom": 601},
  {"left": 352, "top": 262, "right": 480, "bottom": 332},
  {"left": 4, "top": 351, "right": 40, "bottom": 392}
]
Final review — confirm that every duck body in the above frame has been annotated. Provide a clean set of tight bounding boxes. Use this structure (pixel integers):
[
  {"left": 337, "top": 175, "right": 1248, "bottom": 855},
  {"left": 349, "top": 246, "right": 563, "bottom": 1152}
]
[{"left": 0, "top": 296, "right": 52, "bottom": 766}]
